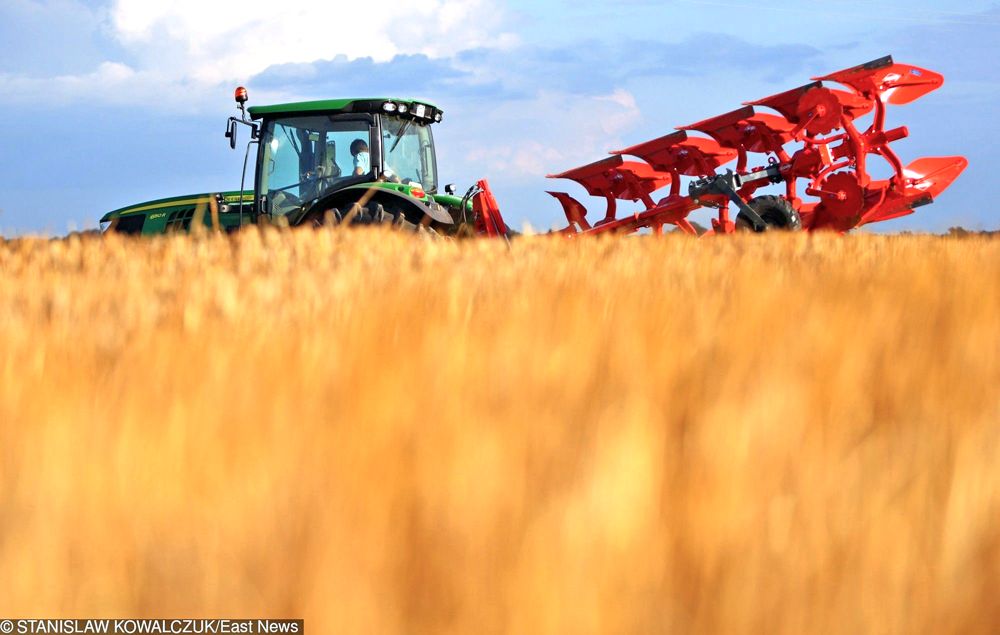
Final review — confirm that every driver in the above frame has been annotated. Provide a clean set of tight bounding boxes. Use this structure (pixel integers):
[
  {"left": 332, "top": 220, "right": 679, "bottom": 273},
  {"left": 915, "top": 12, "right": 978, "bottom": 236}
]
[{"left": 350, "top": 139, "right": 370, "bottom": 176}]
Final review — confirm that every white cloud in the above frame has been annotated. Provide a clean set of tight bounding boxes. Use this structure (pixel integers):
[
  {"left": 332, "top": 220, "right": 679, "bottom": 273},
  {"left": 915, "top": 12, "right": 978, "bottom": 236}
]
[
  {"left": 0, "top": 0, "right": 513, "bottom": 107},
  {"left": 0, "top": 62, "right": 142, "bottom": 105},
  {"left": 453, "top": 89, "right": 643, "bottom": 181},
  {"left": 0, "top": 59, "right": 240, "bottom": 112},
  {"left": 110, "top": 0, "right": 512, "bottom": 85},
  {"left": 429, "top": 87, "right": 645, "bottom": 232}
]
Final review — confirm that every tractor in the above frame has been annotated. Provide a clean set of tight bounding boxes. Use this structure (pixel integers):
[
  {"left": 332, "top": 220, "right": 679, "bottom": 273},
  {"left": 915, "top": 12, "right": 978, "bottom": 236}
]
[{"left": 99, "top": 89, "right": 506, "bottom": 236}]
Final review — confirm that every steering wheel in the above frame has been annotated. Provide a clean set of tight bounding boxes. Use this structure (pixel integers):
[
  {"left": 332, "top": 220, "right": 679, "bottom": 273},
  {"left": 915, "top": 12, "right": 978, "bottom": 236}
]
[
  {"left": 381, "top": 168, "right": 402, "bottom": 184},
  {"left": 270, "top": 190, "right": 302, "bottom": 217}
]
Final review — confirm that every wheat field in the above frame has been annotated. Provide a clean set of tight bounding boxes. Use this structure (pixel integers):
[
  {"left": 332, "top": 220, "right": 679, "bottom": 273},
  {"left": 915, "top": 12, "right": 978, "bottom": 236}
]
[{"left": 0, "top": 229, "right": 998, "bottom": 634}]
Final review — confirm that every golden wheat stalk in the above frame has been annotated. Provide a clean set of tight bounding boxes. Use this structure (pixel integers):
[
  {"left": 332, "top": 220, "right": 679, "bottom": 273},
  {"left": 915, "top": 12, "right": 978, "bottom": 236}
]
[{"left": 0, "top": 229, "right": 997, "bottom": 634}]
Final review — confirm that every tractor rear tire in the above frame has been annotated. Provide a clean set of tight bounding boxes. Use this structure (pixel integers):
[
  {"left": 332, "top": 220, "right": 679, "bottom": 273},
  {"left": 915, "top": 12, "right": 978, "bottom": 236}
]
[{"left": 735, "top": 195, "right": 802, "bottom": 232}]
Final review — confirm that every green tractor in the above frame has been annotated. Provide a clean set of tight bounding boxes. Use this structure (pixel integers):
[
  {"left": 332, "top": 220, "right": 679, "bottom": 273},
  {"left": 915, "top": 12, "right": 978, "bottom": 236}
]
[{"left": 100, "top": 88, "right": 476, "bottom": 235}]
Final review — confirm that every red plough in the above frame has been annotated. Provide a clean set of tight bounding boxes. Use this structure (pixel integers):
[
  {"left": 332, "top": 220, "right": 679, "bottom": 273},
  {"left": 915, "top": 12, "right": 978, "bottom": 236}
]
[{"left": 546, "top": 56, "right": 967, "bottom": 234}]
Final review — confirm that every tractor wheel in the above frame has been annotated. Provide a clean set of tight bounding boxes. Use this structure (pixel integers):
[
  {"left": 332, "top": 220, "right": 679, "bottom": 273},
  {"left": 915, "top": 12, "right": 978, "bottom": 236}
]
[
  {"left": 305, "top": 203, "right": 450, "bottom": 241},
  {"left": 297, "top": 187, "right": 452, "bottom": 235},
  {"left": 735, "top": 195, "right": 802, "bottom": 232},
  {"left": 308, "top": 203, "right": 424, "bottom": 232}
]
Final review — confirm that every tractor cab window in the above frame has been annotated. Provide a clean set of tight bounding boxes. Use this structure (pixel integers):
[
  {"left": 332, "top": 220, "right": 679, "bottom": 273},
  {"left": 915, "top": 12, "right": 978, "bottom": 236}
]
[
  {"left": 259, "top": 115, "right": 372, "bottom": 218},
  {"left": 381, "top": 114, "right": 437, "bottom": 193}
]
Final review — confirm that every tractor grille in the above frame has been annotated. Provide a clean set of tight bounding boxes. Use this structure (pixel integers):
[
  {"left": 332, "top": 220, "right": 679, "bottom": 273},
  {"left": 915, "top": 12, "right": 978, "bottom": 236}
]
[{"left": 165, "top": 208, "right": 197, "bottom": 232}]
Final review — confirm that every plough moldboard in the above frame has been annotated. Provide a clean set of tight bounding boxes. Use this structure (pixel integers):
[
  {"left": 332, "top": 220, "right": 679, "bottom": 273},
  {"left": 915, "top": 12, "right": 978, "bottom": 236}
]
[{"left": 544, "top": 56, "right": 968, "bottom": 235}]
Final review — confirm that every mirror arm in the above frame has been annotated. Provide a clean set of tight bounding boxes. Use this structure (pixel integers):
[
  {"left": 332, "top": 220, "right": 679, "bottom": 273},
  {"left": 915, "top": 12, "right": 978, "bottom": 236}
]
[{"left": 226, "top": 117, "right": 260, "bottom": 150}]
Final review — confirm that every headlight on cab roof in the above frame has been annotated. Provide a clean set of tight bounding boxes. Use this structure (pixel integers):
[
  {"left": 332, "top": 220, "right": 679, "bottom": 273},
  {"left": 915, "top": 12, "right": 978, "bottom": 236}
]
[{"left": 383, "top": 101, "right": 398, "bottom": 113}]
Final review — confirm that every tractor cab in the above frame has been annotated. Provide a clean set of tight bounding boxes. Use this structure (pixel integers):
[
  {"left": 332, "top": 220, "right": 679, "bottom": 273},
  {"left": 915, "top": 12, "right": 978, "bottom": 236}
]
[
  {"left": 232, "top": 92, "right": 451, "bottom": 226},
  {"left": 101, "top": 90, "right": 458, "bottom": 235}
]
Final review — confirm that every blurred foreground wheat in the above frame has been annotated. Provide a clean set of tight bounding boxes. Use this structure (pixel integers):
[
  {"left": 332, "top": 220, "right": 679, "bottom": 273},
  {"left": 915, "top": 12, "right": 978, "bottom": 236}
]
[{"left": 0, "top": 229, "right": 998, "bottom": 634}]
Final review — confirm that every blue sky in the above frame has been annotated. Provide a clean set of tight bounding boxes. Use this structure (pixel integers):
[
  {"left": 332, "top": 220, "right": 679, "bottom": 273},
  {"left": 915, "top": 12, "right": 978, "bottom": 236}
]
[{"left": 1, "top": 0, "right": 997, "bottom": 234}]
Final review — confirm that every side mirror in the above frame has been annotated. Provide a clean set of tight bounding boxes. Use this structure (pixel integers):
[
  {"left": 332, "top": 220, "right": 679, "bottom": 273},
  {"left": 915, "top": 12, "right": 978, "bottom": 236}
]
[
  {"left": 226, "top": 120, "right": 237, "bottom": 149},
  {"left": 444, "top": 183, "right": 456, "bottom": 195}
]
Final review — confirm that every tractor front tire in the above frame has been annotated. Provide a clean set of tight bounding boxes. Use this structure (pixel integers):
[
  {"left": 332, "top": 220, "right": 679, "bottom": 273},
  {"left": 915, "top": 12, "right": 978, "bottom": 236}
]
[{"left": 735, "top": 195, "right": 802, "bottom": 232}]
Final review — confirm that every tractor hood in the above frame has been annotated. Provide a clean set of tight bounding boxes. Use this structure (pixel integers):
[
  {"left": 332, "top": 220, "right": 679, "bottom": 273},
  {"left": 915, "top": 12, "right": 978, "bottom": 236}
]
[
  {"left": 100, "top": 191, "right": 252, "bottom": 223},
  {"left": 101, "top": 191, "right": 253, "bottom": 223}
]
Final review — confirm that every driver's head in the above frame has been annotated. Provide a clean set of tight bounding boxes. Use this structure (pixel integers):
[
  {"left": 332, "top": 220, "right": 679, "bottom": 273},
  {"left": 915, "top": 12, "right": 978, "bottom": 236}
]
[{"left": 350, "top": 139, "right": 369, "bottom": 156}]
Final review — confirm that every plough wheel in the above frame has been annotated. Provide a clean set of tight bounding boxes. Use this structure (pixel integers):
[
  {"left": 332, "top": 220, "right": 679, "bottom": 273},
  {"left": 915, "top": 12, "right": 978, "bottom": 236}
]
[{"left": 736, "top": 195, "right": 802, "bottom": 232}]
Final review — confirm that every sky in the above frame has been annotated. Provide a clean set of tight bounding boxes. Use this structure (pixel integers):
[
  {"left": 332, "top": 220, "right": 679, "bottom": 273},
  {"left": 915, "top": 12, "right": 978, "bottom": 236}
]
[{"left": 1, "top": 0, "right": 998, "bottom": 234}]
